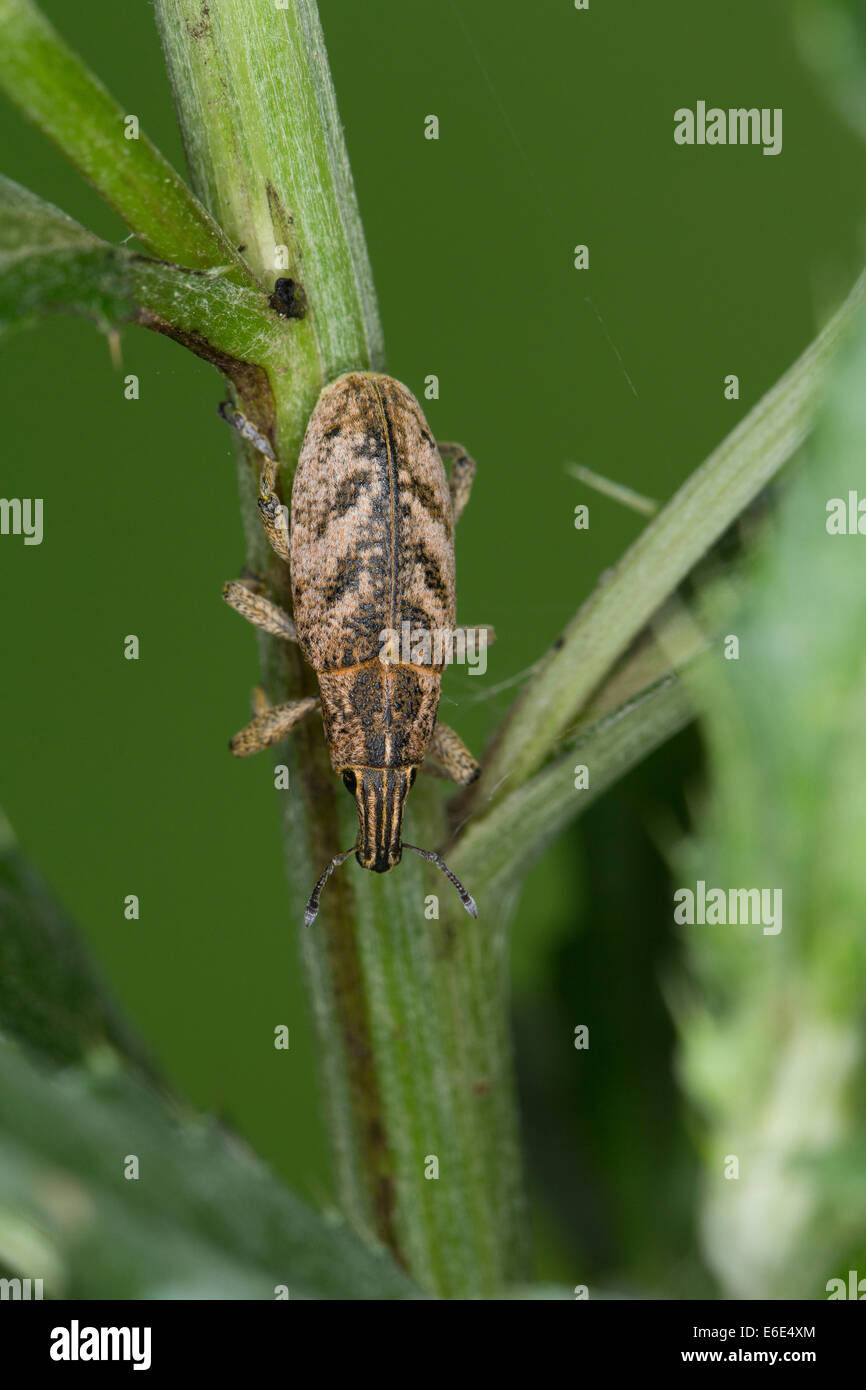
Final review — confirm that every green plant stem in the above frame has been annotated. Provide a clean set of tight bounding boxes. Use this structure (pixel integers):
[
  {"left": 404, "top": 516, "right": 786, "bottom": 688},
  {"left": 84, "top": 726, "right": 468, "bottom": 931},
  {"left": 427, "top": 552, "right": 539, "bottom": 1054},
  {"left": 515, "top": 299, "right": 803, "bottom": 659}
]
[
  {"left": 0, "top": 0, "right": 253, "bottom": 282},
  {"left": 152, "top": 0, "right": 524, "bottom": 1297},
  {"left": 479, "top": 268, "right": 866, "bottom": 804}
]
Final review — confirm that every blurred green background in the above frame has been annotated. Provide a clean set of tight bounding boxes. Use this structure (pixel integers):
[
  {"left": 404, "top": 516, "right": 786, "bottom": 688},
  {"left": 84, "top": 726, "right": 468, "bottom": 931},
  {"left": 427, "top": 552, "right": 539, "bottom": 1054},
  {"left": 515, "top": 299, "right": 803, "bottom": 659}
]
[{"left": 1, "top": 0, "right": 865, "bottom": 1294}]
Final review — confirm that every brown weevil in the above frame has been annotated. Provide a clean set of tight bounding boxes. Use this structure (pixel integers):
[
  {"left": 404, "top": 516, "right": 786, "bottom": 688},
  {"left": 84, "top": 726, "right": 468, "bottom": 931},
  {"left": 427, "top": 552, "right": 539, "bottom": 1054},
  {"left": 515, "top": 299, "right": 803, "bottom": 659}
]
[{"left": 219, "top": 372, "right": 493, "bottom": 924}]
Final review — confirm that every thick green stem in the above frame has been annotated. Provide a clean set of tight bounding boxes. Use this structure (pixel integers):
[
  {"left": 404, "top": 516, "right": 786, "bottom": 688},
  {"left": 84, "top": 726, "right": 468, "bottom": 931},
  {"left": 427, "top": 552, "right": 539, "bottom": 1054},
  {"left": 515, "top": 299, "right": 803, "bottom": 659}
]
[{"left": 153, "top": 0, "right": 525, "bottom": 1295}]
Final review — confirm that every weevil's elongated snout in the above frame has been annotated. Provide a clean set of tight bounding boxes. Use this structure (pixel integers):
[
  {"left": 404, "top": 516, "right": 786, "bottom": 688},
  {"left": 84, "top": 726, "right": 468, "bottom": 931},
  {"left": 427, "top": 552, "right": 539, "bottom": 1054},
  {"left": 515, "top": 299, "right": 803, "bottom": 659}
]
[
  {"left": 302, "top": 764, "right": 478, "bottom": 924},
  {"left": 343, "top": 766, "right": 415, "bottom": 873}
]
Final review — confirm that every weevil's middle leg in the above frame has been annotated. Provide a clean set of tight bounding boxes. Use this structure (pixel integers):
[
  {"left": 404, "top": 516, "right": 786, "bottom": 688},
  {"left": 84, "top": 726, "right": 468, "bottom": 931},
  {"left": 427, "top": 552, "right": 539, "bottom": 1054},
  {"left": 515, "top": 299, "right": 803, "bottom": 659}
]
[
  {"left": 424, "top": 721, "right": 480, "bottom": 785},
  {"left": 223, "top": 579, "right": 297, "bottom": 642},
  {"left": 437, "top": 442, "right": 477, "bottom": 525},
  {"left": 230, "top": 694, "right": 319, "bottom": 757},
  {"left": 219, "top": 401, "right": 290, "bottom": 563}
]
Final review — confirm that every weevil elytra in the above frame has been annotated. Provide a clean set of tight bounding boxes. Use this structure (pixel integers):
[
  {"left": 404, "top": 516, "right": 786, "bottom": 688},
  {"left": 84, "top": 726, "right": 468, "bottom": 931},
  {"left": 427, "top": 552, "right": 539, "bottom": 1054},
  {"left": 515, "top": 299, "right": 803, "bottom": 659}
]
[{"left": 219, "top": 371, "right": 493, "bottom": 925}]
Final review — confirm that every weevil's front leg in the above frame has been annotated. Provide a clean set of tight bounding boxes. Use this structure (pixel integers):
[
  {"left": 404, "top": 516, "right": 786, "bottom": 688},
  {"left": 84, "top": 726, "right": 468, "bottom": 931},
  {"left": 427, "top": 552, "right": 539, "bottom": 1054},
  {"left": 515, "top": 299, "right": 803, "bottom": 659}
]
[
  {"left": 230, "top": 693, "right": 319, "bottom": 757},
  {"left": 437, "top": 442, "right": 477, "bottom": 525},
  {"left": 218, "top": 401, "right": 290, "bottom": 563},
  {"left": 223, "top": 579, "right": 298, "bottom": 642},
  {"left": 424, "top": 721, "right": 480, "bottom": 785}
]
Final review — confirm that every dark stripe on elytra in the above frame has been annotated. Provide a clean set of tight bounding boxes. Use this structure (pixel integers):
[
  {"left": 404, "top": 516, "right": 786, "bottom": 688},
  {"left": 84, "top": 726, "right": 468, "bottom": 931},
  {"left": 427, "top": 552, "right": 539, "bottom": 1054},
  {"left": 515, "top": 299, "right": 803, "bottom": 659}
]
[
  {"left": 316, "top": 468, "right": 374, "bottom": 539},
  {"left": 400, "top": 473, "right": 448, "bottom": 528},
  {"left": 333, "top": 468, "right": 373, "bottom": 517},
  {"left": 410, "top": 539, "right": 449, "bottom": 600},
  {"left": 395, "top": 603, "right": 446, "bottom": 643},
  {"left": 323, "top": 555, "right": 363, "bottom": 607},
  {"left": 374, "top": 381, "right": 401, "bottom": 630}
]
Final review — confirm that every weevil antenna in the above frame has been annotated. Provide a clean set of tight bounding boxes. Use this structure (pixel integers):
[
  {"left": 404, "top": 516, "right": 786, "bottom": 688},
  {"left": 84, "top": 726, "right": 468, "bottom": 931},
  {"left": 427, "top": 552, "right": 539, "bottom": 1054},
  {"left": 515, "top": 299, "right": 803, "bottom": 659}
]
[
  {"left": 403, "top": 844, "right": 478, "bottom": 918},
  {"left": 304, "top": 848, "right": 355, "bottom": 926}
]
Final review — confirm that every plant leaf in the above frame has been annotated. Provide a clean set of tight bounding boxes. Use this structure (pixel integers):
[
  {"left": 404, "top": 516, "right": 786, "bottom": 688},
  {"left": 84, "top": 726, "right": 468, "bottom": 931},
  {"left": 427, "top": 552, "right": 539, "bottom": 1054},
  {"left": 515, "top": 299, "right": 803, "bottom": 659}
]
[
  {"left": 0, "top": 813, "right": 153, "bottom": 1075},
  {"left": 451, "top": 672, "right": 694, "bottom": 896},
  {"left": 671, "top": 299, "right": 866, "bottom": 1299},
  {"left": 0, "top": 175, "right": 136, "bottom": 334},
  {"left": 0, "top": 1037, "right": 424, "bottom": 1299},
  {"left": 0, "top": 0, "right": 254, "bottom": 283},
  {"left": 477, "top": 267, "right": 866, "bottom": 807},
  {"left": 0, "top": 175, "right": 288, "bottom": 393},
  {"left": 795, "top": 0, "right": 866, "bottom": 143},
  {"left": 0, "top": 820, "right": 422, "bottom": 1300}
]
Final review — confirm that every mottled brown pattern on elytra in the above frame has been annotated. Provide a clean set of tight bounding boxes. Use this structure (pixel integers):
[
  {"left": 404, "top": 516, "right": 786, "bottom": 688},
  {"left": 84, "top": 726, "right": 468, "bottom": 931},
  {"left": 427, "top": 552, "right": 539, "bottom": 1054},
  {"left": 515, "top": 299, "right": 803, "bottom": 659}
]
[
  {"left": 291, "top": 373, "right": 455, "bottom": 676},
  {"left": 289, "top": 373, "right": 459, "bottom": 869}
]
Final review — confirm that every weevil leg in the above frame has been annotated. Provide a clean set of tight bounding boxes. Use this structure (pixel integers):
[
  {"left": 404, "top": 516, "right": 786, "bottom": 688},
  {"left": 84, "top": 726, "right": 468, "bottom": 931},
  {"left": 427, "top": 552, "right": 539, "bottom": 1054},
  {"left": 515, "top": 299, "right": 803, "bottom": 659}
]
[
  {"left": 218, "top": 401, "right": 276, "bottom": 460},
  {"left": 256, "top": 474, "right": 291, "bottom": 565},
  {"left": 223, "top": 579, "right": 298, "bottom": 642},
  {"left": 448, "top": 624, "right": 496, "bottom": 658},
  {"left": 424, "top": 721, "right": 481, "bottom": 785},
  {"left": 230, "top": 695, "right": 319, "bottom": 757},
  {"left": 250, "top": 685, "right": 271, "bottom": 717},
  {"left": 437, "top": 442, "right": 477, "bottom": 525},
  {"left": 218, "top": 401, "right": 291, "bottom": 564},
  {"left": 237, "top": 565, "right": 267, "bottom": 595}
]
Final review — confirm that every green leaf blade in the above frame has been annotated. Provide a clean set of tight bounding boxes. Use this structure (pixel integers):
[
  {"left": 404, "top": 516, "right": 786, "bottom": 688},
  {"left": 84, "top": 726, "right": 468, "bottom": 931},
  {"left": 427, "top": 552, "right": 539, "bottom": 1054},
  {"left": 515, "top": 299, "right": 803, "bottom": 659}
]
[
  {"left": 0, "top": 0, "right": 254, "bottom": 282},
  {"left": 0, "top": 176, "right": 136, "bottom": 335}
]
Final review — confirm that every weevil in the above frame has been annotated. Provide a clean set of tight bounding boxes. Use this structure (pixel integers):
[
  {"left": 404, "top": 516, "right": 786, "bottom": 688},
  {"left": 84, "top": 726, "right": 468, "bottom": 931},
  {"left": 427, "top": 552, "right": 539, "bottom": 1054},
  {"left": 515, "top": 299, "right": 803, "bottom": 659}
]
[{"left": 219, "top": 371, "right": 493, "bottom": 924}]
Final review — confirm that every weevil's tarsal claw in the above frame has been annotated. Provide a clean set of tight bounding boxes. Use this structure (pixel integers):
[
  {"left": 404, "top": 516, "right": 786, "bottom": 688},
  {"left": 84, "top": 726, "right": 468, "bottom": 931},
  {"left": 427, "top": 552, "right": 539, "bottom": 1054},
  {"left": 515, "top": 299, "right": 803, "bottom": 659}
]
[
  {"left": 304, "top": 848, "right": 355, "bottom": 926},
  {"left": 403, "top": 844, "right": 478, "bottom": 918}
]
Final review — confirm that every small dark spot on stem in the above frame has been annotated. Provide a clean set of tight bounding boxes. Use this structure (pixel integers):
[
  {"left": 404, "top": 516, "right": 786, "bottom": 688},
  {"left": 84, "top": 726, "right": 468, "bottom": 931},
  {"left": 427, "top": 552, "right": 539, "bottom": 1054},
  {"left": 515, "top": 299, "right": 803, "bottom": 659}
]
[{"left": 269, "top": 277, "right": 307, "bottom": 321}]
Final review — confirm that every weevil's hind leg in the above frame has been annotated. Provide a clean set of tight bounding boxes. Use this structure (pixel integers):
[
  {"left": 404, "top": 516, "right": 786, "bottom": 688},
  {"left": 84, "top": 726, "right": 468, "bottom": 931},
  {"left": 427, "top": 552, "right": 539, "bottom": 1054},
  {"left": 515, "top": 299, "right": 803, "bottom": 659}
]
[
  {"left": 223, "top": 579, "right": 298, "bottom": 642},
  {"left": 218, "top": 401, "right": 290, "bottom": 563},
  {"left": 424, "top": 721, "right": 481, "bottom": 785},
  {"left": 230, "top": 695, "right": 319, "bottom": 757},
  {"left": 437, "top": 442, "right": 477, "bottom": 525}
]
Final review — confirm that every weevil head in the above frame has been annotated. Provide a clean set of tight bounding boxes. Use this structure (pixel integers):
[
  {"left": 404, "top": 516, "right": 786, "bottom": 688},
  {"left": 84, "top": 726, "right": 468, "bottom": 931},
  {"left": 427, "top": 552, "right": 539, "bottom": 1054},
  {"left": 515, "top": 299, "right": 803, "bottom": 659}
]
[
  {"left": 304, "top": 765, "right": 476, "bottom": 924},
  {"left": 341, "top": 766, "right": 418, "bottom": 873}
]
